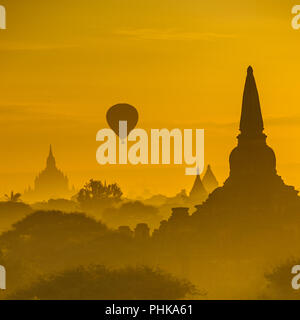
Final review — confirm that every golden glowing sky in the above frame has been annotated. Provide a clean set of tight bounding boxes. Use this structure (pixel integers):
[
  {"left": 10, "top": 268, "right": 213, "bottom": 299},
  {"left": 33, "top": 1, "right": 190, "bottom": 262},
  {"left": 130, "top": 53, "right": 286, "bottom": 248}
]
[{"left": 0, "top": 0, "right": 300, "bottom": 198}]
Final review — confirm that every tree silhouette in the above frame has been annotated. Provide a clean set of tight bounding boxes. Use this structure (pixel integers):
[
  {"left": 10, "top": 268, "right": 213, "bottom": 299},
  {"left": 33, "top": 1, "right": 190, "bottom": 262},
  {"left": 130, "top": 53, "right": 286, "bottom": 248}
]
[
  {"left": 4, "top": 191, "right": 22, "bottom": 203},
  {"left": 76, "top": 180, "right": 122, "bottom": 212}
]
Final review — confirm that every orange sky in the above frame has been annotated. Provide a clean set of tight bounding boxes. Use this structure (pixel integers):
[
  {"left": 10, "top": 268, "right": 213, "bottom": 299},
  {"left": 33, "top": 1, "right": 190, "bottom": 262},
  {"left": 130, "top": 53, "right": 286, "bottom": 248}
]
[{"left": 0, "top": 0, "right": 300, "bottom": 198}]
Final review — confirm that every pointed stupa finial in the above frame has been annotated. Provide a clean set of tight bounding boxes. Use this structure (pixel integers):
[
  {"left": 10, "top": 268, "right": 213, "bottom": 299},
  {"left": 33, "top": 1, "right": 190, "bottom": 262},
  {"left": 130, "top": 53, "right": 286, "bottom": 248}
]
[
  {"left": 46, "top": 144, "right": 56, "bottom": 168},
  {"left": 49, "top": 144, "right": 53, "bottom": 156},
  {"left": 239, "top": 66, "right": 264, "bottom": 137},
  {"left": 189, "top": 172, "right": 207, "bottom": 201},
  {"left": 202, "top": 164, "right": 219, "bottom": 193}
]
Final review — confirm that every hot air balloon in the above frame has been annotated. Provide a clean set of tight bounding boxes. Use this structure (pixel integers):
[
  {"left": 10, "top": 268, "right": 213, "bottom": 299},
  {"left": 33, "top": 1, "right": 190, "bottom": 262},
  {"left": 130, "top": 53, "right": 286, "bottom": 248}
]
[{"left": 106, "top": 104, "right": 139, "bottom": 142}]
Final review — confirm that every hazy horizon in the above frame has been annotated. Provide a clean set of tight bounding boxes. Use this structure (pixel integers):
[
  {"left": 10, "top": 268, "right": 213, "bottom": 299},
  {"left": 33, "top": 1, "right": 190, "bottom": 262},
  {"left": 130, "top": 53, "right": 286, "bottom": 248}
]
[{"left": 1, "top": 0, "right": 300, "bottom": 197}]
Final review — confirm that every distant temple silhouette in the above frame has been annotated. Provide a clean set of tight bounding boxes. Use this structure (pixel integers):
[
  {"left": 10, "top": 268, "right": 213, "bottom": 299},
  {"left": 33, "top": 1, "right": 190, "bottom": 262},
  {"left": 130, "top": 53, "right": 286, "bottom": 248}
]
[
  {"left": 189, "top": 168, "right": 208, "bottom": 203},
  {"left": 24, "top": 145, "right": 72, "bottom": 201},
  {"left": 188, "top": 165, "right": 218, "bottom": 204},
  {"left": 202, "top": 165, "right": 218, "bottom": 194}
]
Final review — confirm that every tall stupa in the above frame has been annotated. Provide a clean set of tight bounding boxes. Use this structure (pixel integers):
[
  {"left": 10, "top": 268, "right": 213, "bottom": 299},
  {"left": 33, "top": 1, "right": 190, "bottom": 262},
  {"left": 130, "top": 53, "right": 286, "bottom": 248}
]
[{"left": 195, "top": 66, "right": 299, "bottom": 215}]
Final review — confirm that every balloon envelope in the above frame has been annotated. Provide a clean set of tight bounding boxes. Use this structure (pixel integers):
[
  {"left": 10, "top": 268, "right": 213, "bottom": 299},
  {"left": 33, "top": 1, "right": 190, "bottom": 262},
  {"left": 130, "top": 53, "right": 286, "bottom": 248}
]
[{"left": 106, "top": 104, "right": 139, "bottom": 138}]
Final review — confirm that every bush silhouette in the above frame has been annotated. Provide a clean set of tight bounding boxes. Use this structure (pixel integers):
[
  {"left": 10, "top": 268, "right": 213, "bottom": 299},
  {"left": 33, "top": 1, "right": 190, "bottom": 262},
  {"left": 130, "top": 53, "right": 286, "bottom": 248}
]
[
  {"left": 0, "top": 201, "right": 32, "bottom": 233},
  {"left": 9, "top": 265, "right": 198, "bottom": 300}
]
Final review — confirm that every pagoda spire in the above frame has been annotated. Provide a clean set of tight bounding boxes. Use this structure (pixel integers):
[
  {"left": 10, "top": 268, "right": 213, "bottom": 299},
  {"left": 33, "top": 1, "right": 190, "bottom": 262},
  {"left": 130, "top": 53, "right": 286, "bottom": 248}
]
[
  {"left": 189, "top": 169, "right": 207, "bottom": 202},
  {"left": 49, "top": 144, "right": 53, "bottom": 155},
  {"left": 46, "top": 144, "right": 56, "bottom": 169},
  {"left": 239, "top": 66, "right": 264, "bottom": 137},
  {"left": 202, "top": 165, "right": 219, "bottom": 193},
  {"left": 228, "top": 66, "right": 277, "bottom": 182}
]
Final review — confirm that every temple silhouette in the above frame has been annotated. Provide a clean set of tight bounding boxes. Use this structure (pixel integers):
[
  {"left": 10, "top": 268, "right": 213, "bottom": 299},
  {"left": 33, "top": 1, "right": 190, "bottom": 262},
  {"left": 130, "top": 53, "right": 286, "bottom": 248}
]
[
  {"left": 188, "top": 165, "right": 218, "bottom": 204},
  {"left": 24, "top": 145, "right": 72, "bottom": 201},
  {"left": 195, "top": 66, "right": 299, "bottom": 214},
  {"left": 149, "top": 67, "right": 300, "bottom": 294},
  {"left": 225, "top": 66, "right": 297, "bottom": 194},
  {"left": 202, "top": 165, "right": 218, "bottom": 194},
  {"left": 154, "top": 66, "right": 300, "bottom": 249},
  {"left": 189, "top": 168, "right": 208, "bottom": 203}
]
